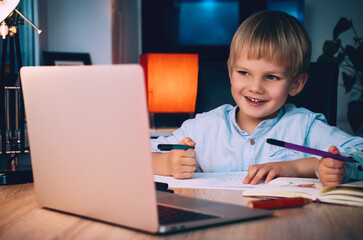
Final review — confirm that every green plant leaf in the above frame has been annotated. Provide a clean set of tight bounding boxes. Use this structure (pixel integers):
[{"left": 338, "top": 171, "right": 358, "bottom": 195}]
[
  {"left": 356, "top": 44, "right": 363, "bottom": 71},
  {"left": 322, "top": 40, "right": 340, "bottom": 55},
  {"left": 342, "top": 72, "right": 357, "bottom": 93},
  {"left": 336, "top": 52, "right": 345, "bottom": 64},
  {"left": 317, "top": 53, "right": 338, "bottom": 63},
  {"left": 353, "top": 37, "right": 363, "bottom": 43},
  {"left": 333, "top": 17, "right": 352, "bottom": 40},
  {"left": 345, "top": 45, "right": 363, "bottom": 72}
]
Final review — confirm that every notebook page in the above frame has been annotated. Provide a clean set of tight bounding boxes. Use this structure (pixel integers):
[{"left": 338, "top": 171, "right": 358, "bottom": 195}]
[
  {"left": 243, "top": 177, "right": 323, "bottom": 200},
  {"left": 154, "top": 172, "right": 259, "bottom": 189}
]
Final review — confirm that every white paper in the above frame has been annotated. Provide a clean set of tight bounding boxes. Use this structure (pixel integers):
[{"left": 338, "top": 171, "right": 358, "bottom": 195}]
[{"left": 154, "top": 172, "right": 260, "bottom": 189}]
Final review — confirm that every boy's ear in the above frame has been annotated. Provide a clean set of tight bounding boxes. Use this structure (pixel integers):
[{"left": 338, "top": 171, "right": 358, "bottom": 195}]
[
  {"left": 289, "top": 73, "right": 308, "bottom": 96},
  {"left": 227, "top": 61, "right": 232, "bottom": 80}
]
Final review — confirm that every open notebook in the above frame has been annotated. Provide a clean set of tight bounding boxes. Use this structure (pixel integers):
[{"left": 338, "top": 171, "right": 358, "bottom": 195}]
[
  {"left": 243, "top": 177, "right": 363, "bottom": 207},
  {"left": 20, "top": 64, "right": 272, "bottom": 234}
]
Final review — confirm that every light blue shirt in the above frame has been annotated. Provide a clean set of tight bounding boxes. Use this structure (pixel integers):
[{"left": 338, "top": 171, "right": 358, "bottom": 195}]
[{"left": 151, "top": 104, "right": 363, "bottom": 172}]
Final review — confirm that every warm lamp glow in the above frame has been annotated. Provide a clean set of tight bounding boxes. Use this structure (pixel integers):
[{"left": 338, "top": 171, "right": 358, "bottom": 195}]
[{"left": 140, "top": 53, "right": 199, "bottom": 113}]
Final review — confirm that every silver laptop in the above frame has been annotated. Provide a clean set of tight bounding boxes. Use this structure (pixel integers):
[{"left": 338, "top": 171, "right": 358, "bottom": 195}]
[{"left": 20, "top": 65, "right": 272, "bottom": 234}]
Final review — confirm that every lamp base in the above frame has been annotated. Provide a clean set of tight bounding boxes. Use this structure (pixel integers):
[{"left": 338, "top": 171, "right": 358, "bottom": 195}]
[{"left": 0, "top": 153, "right": 33, "bottom": 185}]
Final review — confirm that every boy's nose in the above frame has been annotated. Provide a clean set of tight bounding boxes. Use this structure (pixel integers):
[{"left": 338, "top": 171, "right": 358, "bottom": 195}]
[{"left": 248, "top": 78, "right": 264, "bottom": 94}]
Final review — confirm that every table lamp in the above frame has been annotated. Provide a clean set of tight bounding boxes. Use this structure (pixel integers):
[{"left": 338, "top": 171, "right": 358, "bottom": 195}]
[{"left": 140, "top": 53, "right": 199, "bottom": 128}]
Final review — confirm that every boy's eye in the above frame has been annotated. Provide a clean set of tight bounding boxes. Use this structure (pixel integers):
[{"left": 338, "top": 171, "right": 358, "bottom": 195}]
[
  {"left": 238, "top": 71, "right": 248, "bottom": 76},
  {"left": 266, "top": 75, "right": 279, "bottom": 80}
]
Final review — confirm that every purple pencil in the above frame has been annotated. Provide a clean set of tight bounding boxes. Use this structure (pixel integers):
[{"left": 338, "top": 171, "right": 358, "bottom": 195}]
[{"left": 266, "top": 138, "right": 355, "bottom": 162}]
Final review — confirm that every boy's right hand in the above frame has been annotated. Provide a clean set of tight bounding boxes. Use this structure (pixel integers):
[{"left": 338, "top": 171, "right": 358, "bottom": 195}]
[
  {"left": 169, "top": 137, "right": 197, "bottom": 179},
  {"left": 318, "top": 145, "right": 346, "bottom": 186}
]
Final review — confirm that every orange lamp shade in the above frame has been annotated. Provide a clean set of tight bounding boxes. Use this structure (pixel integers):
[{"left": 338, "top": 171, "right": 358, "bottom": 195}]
[{"left": 140, "top": 53, "right": 199, "bottom": 113}]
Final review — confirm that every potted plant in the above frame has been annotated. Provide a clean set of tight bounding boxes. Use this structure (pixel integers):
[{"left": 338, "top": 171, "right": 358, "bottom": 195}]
[{"left": 318, "top": 17, "right": 363, "bottom": 136}]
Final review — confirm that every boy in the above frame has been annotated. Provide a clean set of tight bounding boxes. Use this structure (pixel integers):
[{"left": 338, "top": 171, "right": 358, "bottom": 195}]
[{"left": 151, "top": 11, "right": 363, "bottom": 186}]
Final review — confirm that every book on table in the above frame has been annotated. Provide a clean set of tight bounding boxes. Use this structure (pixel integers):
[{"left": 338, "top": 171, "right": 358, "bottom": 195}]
[{"left": 242, "top": 177, "right": 363, "bottom": 207}]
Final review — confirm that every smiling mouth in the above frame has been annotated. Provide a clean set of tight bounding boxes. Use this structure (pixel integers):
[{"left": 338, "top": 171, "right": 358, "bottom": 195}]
[{"left": 245, "top": 96, "right": 267, "bottom": 104}]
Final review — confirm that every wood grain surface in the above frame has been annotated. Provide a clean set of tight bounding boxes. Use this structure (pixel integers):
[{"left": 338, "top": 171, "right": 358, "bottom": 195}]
[{"left": 1, "top": 184, "right": 362, "bottom": 240}]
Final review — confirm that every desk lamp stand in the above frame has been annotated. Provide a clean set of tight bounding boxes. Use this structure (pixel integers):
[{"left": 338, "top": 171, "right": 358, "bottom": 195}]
[{"left": 0, "top": 6, "right": 42, "bottom": 185}]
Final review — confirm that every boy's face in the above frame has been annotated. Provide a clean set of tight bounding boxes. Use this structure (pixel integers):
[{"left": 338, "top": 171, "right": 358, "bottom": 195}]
[{"left": 229, "top": 46, "right": 306, "bottom": 126}]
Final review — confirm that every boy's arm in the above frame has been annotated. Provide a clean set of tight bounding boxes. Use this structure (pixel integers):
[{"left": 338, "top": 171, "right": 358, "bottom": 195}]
[
  {"left": 152, "top": 152, "right": 172, "bottom": 176},
  {"left": 243, "top": 157, "right": 319, "bottom": 185}
]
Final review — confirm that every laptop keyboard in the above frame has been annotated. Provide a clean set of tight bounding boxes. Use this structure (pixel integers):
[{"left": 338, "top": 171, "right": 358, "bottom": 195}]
[{"left": 157, "top": 205, "right": 219, "bottom": 225}]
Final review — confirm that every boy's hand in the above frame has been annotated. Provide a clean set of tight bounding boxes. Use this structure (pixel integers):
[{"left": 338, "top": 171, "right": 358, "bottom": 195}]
[
  {"left": 318, "top": 146, "right": 345, "bottom": 186},
  {"left": 169, "top": 137, "right": 197, "bottom": 179},
  {"left": 243, "top": 161, "right": 298, "bottom": 185}
]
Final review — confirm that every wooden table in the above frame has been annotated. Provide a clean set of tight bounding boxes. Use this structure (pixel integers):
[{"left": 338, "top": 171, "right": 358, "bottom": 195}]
[{"left": 1, "top": 183, "right": 362, "bottom": 240}]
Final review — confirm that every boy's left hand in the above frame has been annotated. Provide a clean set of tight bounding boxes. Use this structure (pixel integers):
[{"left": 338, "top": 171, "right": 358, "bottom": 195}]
[
  {"left": 317, "top": 145, "right": 345, "bottom": 186},
  {"left": 243, "top": 161, "right": 298, "bottom": 185}
]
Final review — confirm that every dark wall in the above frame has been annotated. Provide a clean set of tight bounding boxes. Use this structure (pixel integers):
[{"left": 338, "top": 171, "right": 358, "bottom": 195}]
[{"left": 141, "top": 0, "right": 267, "bottom": 63}]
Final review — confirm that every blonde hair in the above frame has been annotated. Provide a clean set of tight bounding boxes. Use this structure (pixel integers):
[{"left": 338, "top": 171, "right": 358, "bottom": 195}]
[{"left": 228, "top": 11, "right": 311, "bottom": 79}]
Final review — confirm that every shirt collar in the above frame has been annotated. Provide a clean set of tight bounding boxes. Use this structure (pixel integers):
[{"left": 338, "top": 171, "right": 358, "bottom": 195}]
[{"left": 230, "top": 105, "right": 286, "bottom": 137}]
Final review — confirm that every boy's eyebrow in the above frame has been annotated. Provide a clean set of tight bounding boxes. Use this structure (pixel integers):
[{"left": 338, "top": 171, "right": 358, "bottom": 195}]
[
  {"left": 233, "top": 64, "right": 249, "bottom": 71},
  {"left": 266, "top": 70, "right": 288, "bottom": 76},
  {"left": 234, "top": 64, "right": 287, "bottom": 75}
]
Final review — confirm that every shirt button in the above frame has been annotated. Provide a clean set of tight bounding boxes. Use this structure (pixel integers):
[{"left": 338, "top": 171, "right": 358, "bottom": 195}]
[
  {"left": 358, "top": 166, "right": 362, "bottom": 171},
  {"left": 250, "top": 139, "right": 255, "bottom": 145}
]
